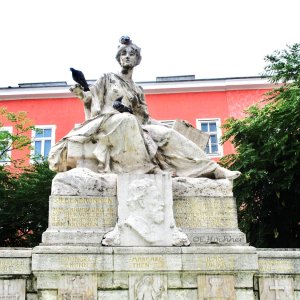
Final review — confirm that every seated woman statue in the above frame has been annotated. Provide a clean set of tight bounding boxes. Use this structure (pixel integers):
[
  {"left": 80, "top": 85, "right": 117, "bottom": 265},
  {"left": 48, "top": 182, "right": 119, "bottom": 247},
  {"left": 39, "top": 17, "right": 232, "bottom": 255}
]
[{"left": 48, "top": 36, "right": 240, "bottom": 180}]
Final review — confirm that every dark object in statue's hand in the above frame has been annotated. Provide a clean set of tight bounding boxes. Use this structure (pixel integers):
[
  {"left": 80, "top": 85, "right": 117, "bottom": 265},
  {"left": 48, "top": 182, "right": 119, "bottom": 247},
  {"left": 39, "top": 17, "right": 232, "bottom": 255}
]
[
  {"left": 70, "top": 67, "right": 90, "bottom": 92},
  {"left": 113, "top": 96, "right": 133, "bottom": 114}
]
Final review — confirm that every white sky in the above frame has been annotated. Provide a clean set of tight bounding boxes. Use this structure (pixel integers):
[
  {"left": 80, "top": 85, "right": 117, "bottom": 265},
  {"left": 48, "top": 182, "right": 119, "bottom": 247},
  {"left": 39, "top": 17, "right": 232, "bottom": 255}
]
[{"left": 0, "top": 0, "right": 299, "bottom": 87}]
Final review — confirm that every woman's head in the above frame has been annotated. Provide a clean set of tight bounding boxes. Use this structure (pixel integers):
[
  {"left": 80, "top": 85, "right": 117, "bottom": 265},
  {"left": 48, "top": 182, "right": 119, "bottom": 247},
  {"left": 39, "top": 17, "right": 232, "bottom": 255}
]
[{"left": 116, "top": 36, "right": 142, "bottom": 67}]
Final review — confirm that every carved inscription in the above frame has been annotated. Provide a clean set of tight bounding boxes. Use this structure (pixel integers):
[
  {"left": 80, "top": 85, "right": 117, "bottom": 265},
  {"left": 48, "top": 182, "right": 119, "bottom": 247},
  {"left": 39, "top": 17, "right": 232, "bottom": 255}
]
[
  {"left": 259, "top": 259, "right": 294, "bottom": 273},
  {"left": 199, "top": 255, "right": 235, "bottom": 270},
  {"left": 129, "top": 256, "right": 167, "bottom": 269},
  {"left": 192, "top": 235, "right": 244, "bottom": 244},
  {"left": 174, "top": 197, "right": 237, "bottom": 228},
  {"left": 0, "top": 259, "right": 28, "bottom": 274},
  {"left": 50, "top": 196, "right": 117, "bottom": 228},
  {"left": 59, "top": 256, "right": 93, "bottom": 269}
]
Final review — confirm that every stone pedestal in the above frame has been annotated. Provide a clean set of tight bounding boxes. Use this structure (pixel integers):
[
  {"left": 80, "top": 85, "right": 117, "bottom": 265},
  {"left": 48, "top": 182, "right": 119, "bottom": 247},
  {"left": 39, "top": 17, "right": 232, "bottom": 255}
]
[
  {"left": 32, "top": 245, "right": 258, "bottom": 300},
  {"left": 42, "top": 169, "right": 246, "bottom": 246}
]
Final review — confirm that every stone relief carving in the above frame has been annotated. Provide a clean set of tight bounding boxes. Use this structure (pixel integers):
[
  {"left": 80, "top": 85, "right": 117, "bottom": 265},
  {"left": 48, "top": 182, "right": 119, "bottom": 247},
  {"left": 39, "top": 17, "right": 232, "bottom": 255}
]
[
  {"left": 102, "top": 174, "right": 190, "bottom": 246},
  {"left": 129, "top": 275, "right": 167, "bottom": 300},
  {"left": 58, "top": 275, "right": 96, "bottom": 300}
]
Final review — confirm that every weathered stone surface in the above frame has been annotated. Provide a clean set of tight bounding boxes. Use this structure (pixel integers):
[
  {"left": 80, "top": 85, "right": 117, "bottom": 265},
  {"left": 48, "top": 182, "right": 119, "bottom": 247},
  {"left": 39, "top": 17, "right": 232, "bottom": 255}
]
[
  {"left": 98, "top": 290, "right": 128, "bottom": 300},
  {"left": 235, "top": 289, "right": 254, "bottom": 300},
  {"left": 103, "top": 174, "right": 189, "bottom": 247},
  {"left": 182, "top": 246, "right": 258, "bottom": 272},
  {"left": 168, "top": 289, "right": 198, "bottom": 300},
  {"left": 51, "top": 168, "right": 117, "bottom": 196},
  {"left": 259, "top": 277, "right": 294, "bottom": 300},
  {"left": 172, "top": 177, "right": 233, "bottom": 197},
  {"left": 39, "top": 290, "right": 57, "bottom": 300},
  {"left": 172, "top": 119, "right": 210, "bottom": 151},
  {"left": 0, "top": 279, "right": 26, "bottom": 300},
  {"left": 198, "top": 275, "right": 236, "bottom": 299},
  {"left": 129, "top": 274, "right": 167, "bottom": 300},
  {"left": 58, "top": 274, "right": 97, "bottom": 300},
  {"left": 0, "top": 249, "right": 31, "bottom": 275}
]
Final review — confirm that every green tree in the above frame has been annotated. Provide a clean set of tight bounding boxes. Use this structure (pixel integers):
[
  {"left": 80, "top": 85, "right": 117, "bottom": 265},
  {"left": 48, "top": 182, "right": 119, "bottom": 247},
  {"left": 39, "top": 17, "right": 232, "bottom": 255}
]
[
  {"left": 0, "top": 107, "right": 34, "bottom": 168},
  {"left": 0, "top": 160, "right": 55, "bottom": 247},
  {"left": 221, "top": 43, "right": 300, "bottom": 247},
  {"left": 0, "top": 108, "right": 56, "bottom": 247}
]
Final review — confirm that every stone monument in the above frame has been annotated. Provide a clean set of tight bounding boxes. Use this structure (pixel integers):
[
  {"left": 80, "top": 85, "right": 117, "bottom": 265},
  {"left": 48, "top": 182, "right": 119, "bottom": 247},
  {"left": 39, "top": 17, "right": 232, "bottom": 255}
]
[{"left": 1, "top": 36, "right": 299, "bottom": 299}]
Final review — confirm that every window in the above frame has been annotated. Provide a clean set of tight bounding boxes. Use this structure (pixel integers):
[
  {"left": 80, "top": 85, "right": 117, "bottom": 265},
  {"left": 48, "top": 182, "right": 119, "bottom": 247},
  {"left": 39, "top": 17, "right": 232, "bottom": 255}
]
[
  {"left": 196, "top": 119, "right": 223, "bottom": 156},
  {"left": 0, "top": 127, "right": 12, "bottom": 164},
  {"left": 31, "top": 125, "right": 56, "bottom": 160}
]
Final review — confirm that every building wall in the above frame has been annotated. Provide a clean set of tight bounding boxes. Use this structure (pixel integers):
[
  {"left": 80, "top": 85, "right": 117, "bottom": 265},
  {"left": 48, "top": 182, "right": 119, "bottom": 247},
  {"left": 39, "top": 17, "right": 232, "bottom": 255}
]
[{"left": 0, "top": 79, "right": 272, "bottom": 165}]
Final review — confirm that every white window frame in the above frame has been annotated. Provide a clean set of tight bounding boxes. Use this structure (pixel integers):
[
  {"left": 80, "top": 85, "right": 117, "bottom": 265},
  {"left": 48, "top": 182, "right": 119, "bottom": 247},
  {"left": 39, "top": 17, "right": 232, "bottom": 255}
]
[
  {"left": 31, "top": 125, "right": 56, "bottom": 161},
  {"left": 196, "top": 118, "right": 223, "bottom": 157},
  {"left": 0, "top": 126, "right": 13, "bottom": 165}
]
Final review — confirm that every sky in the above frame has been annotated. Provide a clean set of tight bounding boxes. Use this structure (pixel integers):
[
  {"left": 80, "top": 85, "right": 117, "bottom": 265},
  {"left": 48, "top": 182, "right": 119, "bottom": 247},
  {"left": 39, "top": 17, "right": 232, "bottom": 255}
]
[{"left": 0, "top": 0, "right": 299, "bottom": 87}]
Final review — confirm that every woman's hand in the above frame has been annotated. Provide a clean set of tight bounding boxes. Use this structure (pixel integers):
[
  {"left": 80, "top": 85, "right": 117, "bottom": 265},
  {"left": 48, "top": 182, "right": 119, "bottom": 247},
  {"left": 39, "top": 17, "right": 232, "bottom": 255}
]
[{"left": 70, "top": 84, "right": 85, "bottom": 99}]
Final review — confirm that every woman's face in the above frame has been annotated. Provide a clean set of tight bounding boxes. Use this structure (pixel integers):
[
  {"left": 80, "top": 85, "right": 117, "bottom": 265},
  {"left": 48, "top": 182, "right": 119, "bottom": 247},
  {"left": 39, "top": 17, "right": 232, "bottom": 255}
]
[{"left": 119, "top": 46, "right": 138, "bottom": 69}]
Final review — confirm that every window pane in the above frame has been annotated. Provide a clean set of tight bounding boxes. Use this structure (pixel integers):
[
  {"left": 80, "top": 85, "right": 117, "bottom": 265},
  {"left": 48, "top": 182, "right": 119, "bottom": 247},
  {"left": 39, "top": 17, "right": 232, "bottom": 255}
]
[
  {"left": 211, "top": 144, "right": 218, "bottom": 153},
  {"left": 210, "top": 134, "right": 218, "bottom": 144},
  {"left": 44, "top": 140, "right": 52, "bottom": 157},
  {"left": 201, "top": 123, "right": 208, "bottom": 132},
  {"left": 209, "top": 122, "right": 217, "bottom": 132},
  {"left": 44, "top": 129, "right": 52, "bottom": 138},
  {"left": 35, "top": 129, "right": 44, "bottom": 138},
  {"left": 34, "top": 141, "right": 42, "bottom": 155}
]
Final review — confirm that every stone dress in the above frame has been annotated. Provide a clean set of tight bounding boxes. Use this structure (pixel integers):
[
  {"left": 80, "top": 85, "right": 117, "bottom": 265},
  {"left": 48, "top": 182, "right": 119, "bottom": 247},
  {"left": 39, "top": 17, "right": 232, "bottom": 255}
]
[{"left": 48, "top": 72, "right": 217, "bottom": 177}]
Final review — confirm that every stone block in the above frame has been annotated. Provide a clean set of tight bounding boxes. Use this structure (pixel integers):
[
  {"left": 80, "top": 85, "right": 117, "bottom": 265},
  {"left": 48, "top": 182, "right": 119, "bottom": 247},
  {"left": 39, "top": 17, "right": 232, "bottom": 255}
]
[
  {"left": 98, "top": 273, "right": 113, "bottom": 289},
  {"left": 182, "top": 252, "right": 257, "bottom": 272},
  {"left": 172, "top": 177, "right": 233, "bottom": 197},
  {"left": 98, "top": 290, "right": 128, "bottom": 300},
  {"left": 39, "top": 290, "right": 57, "bottom": 300},
  {"left": 168, "top": 289, "right": 198, "bottom": 300},
  {"left": 181, "top": 273, "right": 198, "bottom": 288},
  {"left": 58, "top": 274, "right": 97, "bottom": 300},
  {"left": 129, "top": 274, "right": 167, "bottom": 300},
  {"left": 259, "top": 277, "right": 294, "bottom": 300},
  {"left": 236, "top": 272, "right": 255, "bottom": 288},
  {"left": 172, "top": 119, "right": 209, "bottom": 150},
  {"left": 172, "top": 181, "right": 246, "bottom": 245},
  {"left": 26, "top": 294, "right": 38, "bottom": 300},
  {"left": 0, "top": 279, "right": 26, "bottom": 300},
  {"left": 198, "top": 275, "right": 236, "bottom": 299},
  {"left": 236, "top": 288, "right": 255, "bottom": 300},
  {"left": 167, "top": 273, "right": 182, "bottom": 288},
  {"left": 51, "top": 168, "right": 117, "bottom": 196},
  {"left": 32, "top": 253, "right": 113, "bottom": 272},
  {"left": 259, "top": 258, "right": 295, "bottom": 274}
]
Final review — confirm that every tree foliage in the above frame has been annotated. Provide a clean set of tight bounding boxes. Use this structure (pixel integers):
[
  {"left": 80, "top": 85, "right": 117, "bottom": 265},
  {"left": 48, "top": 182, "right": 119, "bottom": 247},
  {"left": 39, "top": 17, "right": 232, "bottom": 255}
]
[
  {"left": 0, "top": 107, "right": 34, "bottom": 168},
  {"left": 0, "top": 108, "right": 56, "bottom": 247},
  {"left": 0, "top": 160, "right": 55, "bottom": 247},
  {"left": 221, "top": 43, "right": 300, "bottom": 247}
]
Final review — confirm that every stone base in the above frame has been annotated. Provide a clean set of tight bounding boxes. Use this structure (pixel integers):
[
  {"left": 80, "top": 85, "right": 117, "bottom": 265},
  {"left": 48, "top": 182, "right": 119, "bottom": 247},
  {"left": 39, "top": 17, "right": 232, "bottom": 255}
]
[
  {"left": 45, "top": 170, "right": 246, "bottom": 246},
  {"left": 31, "top": 245, "right": 258, "bottom": 299},
  {"left": 1, "top": 247, "right": 300, "bottom": 299}
]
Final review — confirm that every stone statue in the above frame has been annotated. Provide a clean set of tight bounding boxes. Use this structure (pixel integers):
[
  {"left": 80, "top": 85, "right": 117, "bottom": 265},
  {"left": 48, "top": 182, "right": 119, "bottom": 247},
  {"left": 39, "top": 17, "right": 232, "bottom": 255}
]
[{"left": 48, "top": 36, "right": 240, "bottom": 180}]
